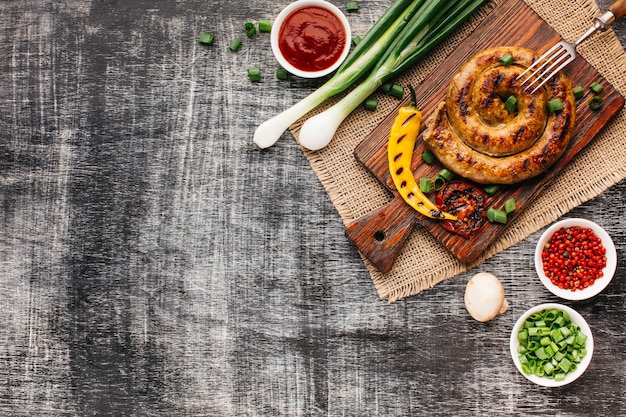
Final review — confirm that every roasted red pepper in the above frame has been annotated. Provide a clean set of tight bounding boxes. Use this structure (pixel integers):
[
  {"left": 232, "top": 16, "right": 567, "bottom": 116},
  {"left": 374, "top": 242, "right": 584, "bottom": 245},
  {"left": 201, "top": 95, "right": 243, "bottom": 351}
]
[{"left": 436, "top": 180, "right": 487, "bottom": 237}]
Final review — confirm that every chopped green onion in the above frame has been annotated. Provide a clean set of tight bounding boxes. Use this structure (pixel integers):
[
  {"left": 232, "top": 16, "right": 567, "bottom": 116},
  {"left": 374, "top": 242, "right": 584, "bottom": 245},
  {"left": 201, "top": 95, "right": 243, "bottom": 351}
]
[
  {"left": 421, "top": 149, "right": 436, "bottom": 164},
  {"left": 352, "top": 35, "right": 363, "bottom": 46},
  {"left": 258, "top": 19, "right": 272, "bottom": 33},
  {"left": 590, "top": 81, "right": 604, "bottom": 94},
  {"left": 346, "top": 1, "right": 359, "bottom": 12},
  {"left": 517, "top": 308, "right": 589, "bottom": 381},
  {"left": 503, "top": 198, "right": 516, "bottom": 214},
  {"left": 276, "top": 68, "right": 289, "bottom": 80},
  {"left": 229, "top": 38, "right": 242, "bottom": 52},
  {"left": 247, "top": 67, "right": 261, "bottom": 82},
  {"left": 389, "top": 84, "right": 404, "bottom": 99},
  {"left": 437, "top": 168, "right": 454, "bottom": 182},
  {"left": 198, "top": 32, "right": 215, "bottom": 45},
  {"left": 379, "top": 82, "right": 393, "bottom": 94},
  {"left": 364, "top": 97, "right": 378, "bottom": 111},
  {"left": 547, "top": 98, "right": 563, "bottom": 113},
  {"left": 500, "top": 53, "right": 513, "bottom": 66},
  {"left": 504, "top": 95, "right": 517, "bottom": 113},
  {"left": 573, "top": 85, "right": 584, "bottom": 99},
  {"left": 487, "top": 207, "right": 507, "bottom": 224},
  {"left": 589, "top": 95, "right": 603, "bottom": 110},
  {"left": 244, "top": 22, "right": 256, "bottom": 38},
  {"left": 483, "top": 184, "right": 500, "bottom": 196},
  {"left": 419, "top": 177, "right": 432, "bottom": 193},
  {"left": 433, "top": 176, "right": 446, "bottom": 191}
]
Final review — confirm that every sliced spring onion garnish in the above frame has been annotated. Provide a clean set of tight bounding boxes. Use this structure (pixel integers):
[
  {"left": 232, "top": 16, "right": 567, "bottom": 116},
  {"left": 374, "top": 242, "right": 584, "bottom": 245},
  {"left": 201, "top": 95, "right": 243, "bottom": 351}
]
[
  {"left": 346, "top": 1, "right": 359, "bottom": 12},
  {"left": 503, "top": 198, "right": 516, "bottom": 214},
  {"left": 421, "top": 149, "right": 435, "bottom": 164},
  {"left": 247, "top": 67, "right": 261, "bottom": 82},
  {"left": 244, "top": 22, "right": 256, "bottom": 38},
  {"left": 505, "top": 95, "right": 517, "bottom": 113},
  {"left": 483, "top": 184, "right": 500, "bottom": 196},
  {"left": 547, "top": 98, "right": 563, "bottom": 113},
  {"left": 573, "top": 85, "right": 584, "bottom": 100},
  {"left": 500, "top": 53, "right": 513, "bottom": 66},
  {"left": 229, "top": 38, "right": 241, "bottom": 52},
  {"left": 198, "top": 32, "right": 214, "bottom": 45},
  {"left": 590, "top": 81, "right": 604, "bottom": 94},
  {"left": 364, "top": 97, "right": 378, "bottom": 111},
  {"left": 589, "top": 95, "right": 603, "bottom": 110},
  {"left": 487, "top": 207, "right": 507, "bottom": 224},
  {"left": 276, "top": 68, "right": 289, "bottom": 80},
  {"left": 258, "top": 20, "right": 272, "bottom": 33},
  {"left": 419, "top": 177, "right": 432, "bottom": 193}
]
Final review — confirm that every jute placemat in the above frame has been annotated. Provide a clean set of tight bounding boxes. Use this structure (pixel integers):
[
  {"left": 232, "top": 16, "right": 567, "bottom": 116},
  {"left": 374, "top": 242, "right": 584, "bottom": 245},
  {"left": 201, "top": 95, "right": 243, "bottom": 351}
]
[{"left": 290, "top": 0, "right": 626, "bottom": 302}]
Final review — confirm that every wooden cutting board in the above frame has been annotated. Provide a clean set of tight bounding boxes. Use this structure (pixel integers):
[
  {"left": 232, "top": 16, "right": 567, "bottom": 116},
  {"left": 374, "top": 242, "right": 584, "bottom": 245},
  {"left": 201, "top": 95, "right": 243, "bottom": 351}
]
[{"left": 346, "top": 0, "right": 624, "bottom": 273}]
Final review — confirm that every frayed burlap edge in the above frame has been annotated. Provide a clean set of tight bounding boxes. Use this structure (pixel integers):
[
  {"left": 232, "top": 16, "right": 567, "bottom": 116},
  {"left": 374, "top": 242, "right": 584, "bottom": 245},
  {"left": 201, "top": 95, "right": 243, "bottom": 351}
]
[{"left": 290, "top": 0, "right": 626, "bottom": 302}]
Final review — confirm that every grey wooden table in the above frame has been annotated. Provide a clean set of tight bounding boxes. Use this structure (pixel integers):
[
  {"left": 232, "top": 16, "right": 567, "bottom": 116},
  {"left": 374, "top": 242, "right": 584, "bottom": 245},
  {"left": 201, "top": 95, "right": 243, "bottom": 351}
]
[{"left": 1, "top": 1, "right": 624, "bottom": 416}]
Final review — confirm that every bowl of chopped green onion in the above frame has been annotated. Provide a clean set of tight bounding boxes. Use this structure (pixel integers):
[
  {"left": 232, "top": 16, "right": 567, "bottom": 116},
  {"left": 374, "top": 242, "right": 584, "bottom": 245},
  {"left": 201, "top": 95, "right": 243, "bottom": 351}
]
[{"left": 510, "top": 303, "right": 594, "bottom": 387}]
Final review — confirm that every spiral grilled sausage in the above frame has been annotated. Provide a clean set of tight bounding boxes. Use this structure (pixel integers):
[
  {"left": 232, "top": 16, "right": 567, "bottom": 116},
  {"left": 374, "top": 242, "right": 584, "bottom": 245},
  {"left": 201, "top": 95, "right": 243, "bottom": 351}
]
[{"left": 423, "top": 46, "right": 576, "bottom": 184}]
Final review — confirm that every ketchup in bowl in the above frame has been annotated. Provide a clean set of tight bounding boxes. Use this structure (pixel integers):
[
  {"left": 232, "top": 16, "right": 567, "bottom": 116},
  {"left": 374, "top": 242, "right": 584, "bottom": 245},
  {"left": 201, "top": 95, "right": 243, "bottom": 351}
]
[{"left": 271, "top": 0, "right": 351, "bottom": 78}]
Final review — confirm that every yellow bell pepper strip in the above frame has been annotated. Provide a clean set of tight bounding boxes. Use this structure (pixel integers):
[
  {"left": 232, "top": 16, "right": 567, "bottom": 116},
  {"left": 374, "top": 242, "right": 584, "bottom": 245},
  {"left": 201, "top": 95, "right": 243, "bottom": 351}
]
[{"left": 387, "top": 88, "right": 457, "bottom": 221}]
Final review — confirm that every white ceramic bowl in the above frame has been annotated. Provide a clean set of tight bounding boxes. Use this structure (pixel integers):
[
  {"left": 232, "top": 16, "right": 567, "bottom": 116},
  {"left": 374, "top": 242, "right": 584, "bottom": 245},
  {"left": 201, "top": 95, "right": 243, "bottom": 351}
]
[
  {"left": 510, "top": 303, "right": 594, "bottom": 387},
  {"left": 534, "top": 218, "right": 617, "bottom": 301},
  {"left": 270, "top": 0, "right": 351, "bottom": 78}
]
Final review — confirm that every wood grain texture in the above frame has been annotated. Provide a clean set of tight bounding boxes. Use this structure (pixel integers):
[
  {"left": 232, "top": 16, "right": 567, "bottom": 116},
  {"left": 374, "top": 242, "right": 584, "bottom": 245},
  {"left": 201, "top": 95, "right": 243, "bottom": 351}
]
[
  {"left": 0, "top": 0, "right": 624, "bottom": 416},
  {"left": 350, "top": 0, "right": 624, "bottom": 271}
]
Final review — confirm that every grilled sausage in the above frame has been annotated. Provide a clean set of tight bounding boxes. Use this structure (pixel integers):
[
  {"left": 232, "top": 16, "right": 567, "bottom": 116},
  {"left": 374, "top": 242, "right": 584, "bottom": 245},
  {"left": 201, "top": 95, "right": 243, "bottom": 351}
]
[{"left": 423, "top": 46, "right": 576, "bottom": 184}]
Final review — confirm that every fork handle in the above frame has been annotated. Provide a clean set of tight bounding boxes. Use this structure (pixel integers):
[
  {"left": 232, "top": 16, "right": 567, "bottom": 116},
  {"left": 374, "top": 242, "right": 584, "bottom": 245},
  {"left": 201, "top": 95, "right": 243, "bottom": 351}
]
[{"left": 609, "top": 0, "right": 626, "bottom": 20}]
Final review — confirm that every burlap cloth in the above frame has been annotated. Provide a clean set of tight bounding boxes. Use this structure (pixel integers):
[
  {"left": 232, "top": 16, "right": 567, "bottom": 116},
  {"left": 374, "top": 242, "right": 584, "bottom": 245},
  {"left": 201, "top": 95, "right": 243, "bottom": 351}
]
[{"left": 290, "top": 0, "right": 626, "bottom": 302}]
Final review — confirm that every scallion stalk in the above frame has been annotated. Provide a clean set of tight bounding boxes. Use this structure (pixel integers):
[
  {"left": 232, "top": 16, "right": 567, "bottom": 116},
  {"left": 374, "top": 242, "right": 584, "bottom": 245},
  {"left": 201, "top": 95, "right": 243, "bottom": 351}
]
[{"left": 298, "top": 0, "right": 488, "bottom": 150}]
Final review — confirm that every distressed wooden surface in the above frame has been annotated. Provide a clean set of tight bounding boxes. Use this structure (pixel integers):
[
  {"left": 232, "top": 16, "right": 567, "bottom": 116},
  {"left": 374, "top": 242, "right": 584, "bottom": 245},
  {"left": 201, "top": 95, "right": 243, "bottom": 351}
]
[{"left": 0, "top": 1, "right": 624, "bottom": 416}]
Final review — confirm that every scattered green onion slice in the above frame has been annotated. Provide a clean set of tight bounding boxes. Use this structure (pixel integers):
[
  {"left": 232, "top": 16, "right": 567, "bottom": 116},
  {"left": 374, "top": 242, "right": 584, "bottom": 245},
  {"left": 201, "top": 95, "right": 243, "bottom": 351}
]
[
  {"left": 517, "top": 308, "right": 589, "bottom": 381},
  {"left": 503, "top": 198, "right": 516, "bottom": 214},
  {"left": 419, "top": 177, "right": 432, "bottom": 193},
  {"left": 483, "top": 184, "right": 500, "bottom": 196},
  {"left": 352, "top": 35, "right": 363, "bottom": 46},
  {"left": 229, "top": 38, "right": 242, "bottom": 52},
  {"left": 379, "top": 82, "right": 393, "bottom": 94},
  {"left": 198, "top": 32, "right": 215, "bottom": 45},
  {"left": 589, "top": 95, "right": 603, "bottom": 110},
  {"left": 504, "top": 95, "right": 518, "bottom": 113},
  {"left": 258, "top": 19, "right": 272, "bottom": 33},
  {"left": 346, "top": 1, "right": 359, "bottom": 12},
  {"left": 547, "top": 98, "right": 563, "bottom": 113},
  {"left": 573, "top": 86, "right": 584, "bottom": 100},
  {"left": 421, "top": 149, "right": 436, "bottom": 164},
  {"left": 244, "top": 22, "right": 256, "bottom": 38},
  {"left": 364, "top": 97, "right": 378, "bottom": 111},
  {"left": 389, "top": 84, "right": 404, "bottom": 99},
  {"left": 487, "top": 207, "right": 507, "bottom": 224},
  {"left": 590, "top": 81, "right": 604, "bottom": 94},
  {"left": 437, "top": 168, "right": 454, "bottom": 182},
  {"left": 276, "top": 68, "right": 289, "bottom": 80},
  {"left": 500, "top": 53, "right": 513, "bottom": 66},
  {"left": 247, "top": 67, "right": 261, "bottom": 82},
  {"left": 433, "top": 176, "right": 446, "bottom": 191}
]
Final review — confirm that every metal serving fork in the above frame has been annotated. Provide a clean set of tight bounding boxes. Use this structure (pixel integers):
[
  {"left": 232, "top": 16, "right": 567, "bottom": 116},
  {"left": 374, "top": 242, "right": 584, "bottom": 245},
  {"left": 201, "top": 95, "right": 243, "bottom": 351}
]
[{"left": 518, "top": 0, "right": 626, "bottom": 93}]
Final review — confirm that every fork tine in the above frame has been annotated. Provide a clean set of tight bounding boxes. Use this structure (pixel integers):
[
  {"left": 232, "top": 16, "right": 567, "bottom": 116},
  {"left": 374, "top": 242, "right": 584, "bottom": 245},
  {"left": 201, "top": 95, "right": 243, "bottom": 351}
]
[
  {"left": 529, "top": 54, "right": 574, "bottom": 94},
  {"left": 517, "top": 43, "right": 563, "bottom": 85},
  {"left": 517, "top": 42, "right": 574, "bottom": 93}
]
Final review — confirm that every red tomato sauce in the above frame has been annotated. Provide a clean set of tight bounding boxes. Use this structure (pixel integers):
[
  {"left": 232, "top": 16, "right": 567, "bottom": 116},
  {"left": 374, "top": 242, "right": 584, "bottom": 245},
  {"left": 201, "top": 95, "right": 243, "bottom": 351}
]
[{"left": 278, "top": 6, "right": 346, "bottom": 72}]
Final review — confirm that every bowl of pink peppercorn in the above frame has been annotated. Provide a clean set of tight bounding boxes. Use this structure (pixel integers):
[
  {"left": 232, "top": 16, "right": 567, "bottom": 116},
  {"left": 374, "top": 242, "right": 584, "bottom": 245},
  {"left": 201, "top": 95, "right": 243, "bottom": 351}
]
[{"left": 535, "top": 218, "right": 617, "bottom": 301}]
